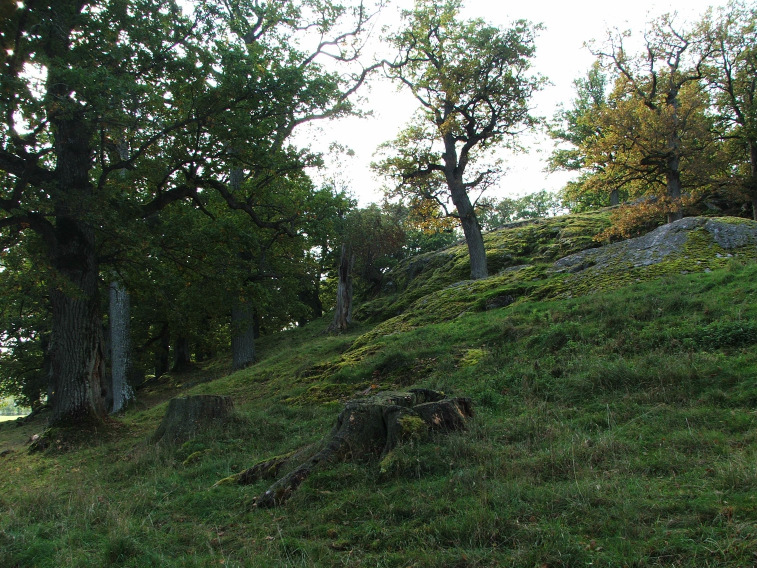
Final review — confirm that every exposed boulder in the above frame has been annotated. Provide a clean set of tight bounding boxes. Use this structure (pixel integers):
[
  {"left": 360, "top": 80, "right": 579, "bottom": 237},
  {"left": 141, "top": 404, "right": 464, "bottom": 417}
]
[{"left": 553, "top": 217, "right": 757, "bottom": 274}]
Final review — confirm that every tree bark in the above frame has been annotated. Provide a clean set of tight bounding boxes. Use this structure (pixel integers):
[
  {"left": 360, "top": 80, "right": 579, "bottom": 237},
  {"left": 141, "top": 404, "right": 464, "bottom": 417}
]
[
  {"left": 298, "top": 278, "right": 323, "bottom": 326},
  {"left": 46, "top": 109, "right": 108, "bottom": 425},
  {"left": 109, "top": 281, "right": 133, "bottom": 413},
  {"left": 665, "top": 89, "right": 684, "bottom": 223},
  {"left": 450, "top": 182, "right": 488, "bottom": 279},
  {"left": 220, "top": 389, "right": 473, "bottom": 508},
  {"left": 749, "top": 142, "right": 757, "bottom": 221},
  {"left": 666, "top": 152, "right": 684, "bottom": 222},
  {"left": 231, "top": 300, "right": 256, "bottom": 370},
  {"left": 328, "top": 244, "right": 354, "bottom": 332},
  {"left": 172, "top": 336, "right": 192, "bottom": 372},
  {"left": 48, "top": 243, "right": 107, "bottom": 425},
  {"left": 155, "top": 324, "right": 170, "bottom": 378}
]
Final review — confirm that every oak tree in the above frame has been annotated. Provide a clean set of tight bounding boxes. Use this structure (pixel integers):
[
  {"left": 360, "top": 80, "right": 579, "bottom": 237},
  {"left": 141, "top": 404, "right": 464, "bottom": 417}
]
[
  {"left": 0, "top": 0, "right": 375, "bottom": 425},
  {"left": 589, "top": 14, "right": 719, "bottom": 221},
  {"left": 708, "top": 1, "right": 757, "bottom": 218},
  {"left": 375, "top": 0, "right": 542, "bottom": 279}
]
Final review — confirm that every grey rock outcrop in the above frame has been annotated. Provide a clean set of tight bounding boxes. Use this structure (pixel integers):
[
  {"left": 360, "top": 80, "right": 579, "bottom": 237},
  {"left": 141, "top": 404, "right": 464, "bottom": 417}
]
[{"left": 553, "top": 217, "right": 757, "bottom": 275}]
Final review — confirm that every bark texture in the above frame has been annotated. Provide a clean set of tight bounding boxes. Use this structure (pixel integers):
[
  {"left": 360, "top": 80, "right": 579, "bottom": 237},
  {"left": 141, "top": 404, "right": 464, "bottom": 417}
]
[
  {"left": 231, "top": 301, "right": 256, "bottom": 370},
  {"left": 154, "top": 324, "right": 170, "bottom": 378},
  {"left": 172, "top": 337, "right": 192, "bottom": 372},
  {"left": 221, "top": 389, "right": 473, "bottom": 508},
  {"left": 453, "top": 189, "right": 488, "bottom": 280},
  {"left": 109, "top": 281, "right": 133, "bottom": 413},
  {"left": 750, "top": 142, "right": 757, "bottom": 221},
  {"left": 153, "top": 395, "right": 234, "bottom": 445},
  {"left": 328, "top": 244, "right": 355, "bottom": 332},
  {"left": 47, "top": 110, "right": 107, "bottom": 425},
  {"left": 444, "top": 136, "right": 488, "bottom": 279}
]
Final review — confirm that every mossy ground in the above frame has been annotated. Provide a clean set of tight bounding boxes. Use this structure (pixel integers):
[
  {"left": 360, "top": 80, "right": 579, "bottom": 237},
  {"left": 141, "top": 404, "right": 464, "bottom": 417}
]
[{"left": 2, "top": 214, "right": 757, "bottom": 566}]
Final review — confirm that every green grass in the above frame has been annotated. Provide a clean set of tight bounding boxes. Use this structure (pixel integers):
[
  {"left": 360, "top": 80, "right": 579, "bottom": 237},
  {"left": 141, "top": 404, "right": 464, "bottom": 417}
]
[{"left": 2, "top": 217, "right": 757, "bottom": 567}]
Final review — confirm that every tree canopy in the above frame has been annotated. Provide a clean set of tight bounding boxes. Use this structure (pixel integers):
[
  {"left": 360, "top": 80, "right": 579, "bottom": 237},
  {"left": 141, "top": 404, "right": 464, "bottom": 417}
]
[
  {"left": 374, "top": 0, "right": 542, "bottom": 279},
  {"left": 0, "top": 0, "right": 377, "bottom": 425},
  {"left": 550, "top": 3, "right": 757, "bottom": 230}
]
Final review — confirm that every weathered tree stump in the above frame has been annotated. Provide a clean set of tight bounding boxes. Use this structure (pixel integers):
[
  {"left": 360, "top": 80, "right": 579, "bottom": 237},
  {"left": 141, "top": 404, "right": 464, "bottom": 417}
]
[
  {"left": 216, "top": 389, "right": 472, "bottom": 508},
  {"left": 153, "top": 395, "right": 234, "bottom": 445}
]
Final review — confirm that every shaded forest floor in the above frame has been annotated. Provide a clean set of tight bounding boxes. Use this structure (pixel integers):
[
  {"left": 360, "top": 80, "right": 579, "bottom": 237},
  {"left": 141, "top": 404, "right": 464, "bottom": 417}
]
[{"left": 2, "top": 215, "right": 757, "bottom": 567}]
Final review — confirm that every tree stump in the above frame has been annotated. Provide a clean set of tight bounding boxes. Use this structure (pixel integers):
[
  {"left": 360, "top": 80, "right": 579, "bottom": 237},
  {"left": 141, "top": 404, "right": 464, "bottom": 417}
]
[
  {"left": 216, "top": 389, "right": 472, "bottom": 508},
  {"left": 153, "top": 395, "right": 234, "bottom": 445}
]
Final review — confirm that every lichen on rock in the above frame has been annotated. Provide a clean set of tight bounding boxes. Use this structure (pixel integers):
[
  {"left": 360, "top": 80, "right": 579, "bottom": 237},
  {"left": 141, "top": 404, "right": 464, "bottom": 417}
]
[{"left": 553, "top": 217, "right": 757, "bottom": 275}]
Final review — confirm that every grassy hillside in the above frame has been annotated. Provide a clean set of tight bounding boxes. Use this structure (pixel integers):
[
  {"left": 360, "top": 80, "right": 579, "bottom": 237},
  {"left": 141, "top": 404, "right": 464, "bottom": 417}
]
[{"left": 2, "top": 214, "right": 757, "bottom": 567}]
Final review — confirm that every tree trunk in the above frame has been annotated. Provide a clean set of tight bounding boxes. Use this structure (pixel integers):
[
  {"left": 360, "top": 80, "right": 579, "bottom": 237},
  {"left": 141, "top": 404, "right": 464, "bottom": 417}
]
[
  {"left": 109, "top": 281, "right": 133, "bottom": 413},
  {"left": 610, "top": 188, "right": 620, "bottom": 206},
  {"left": 298, "top": 278, "right": 323, "bottom": 326},
  {"left": 749, "top": 142, "right": 757, "bottom": 221},
  {"left": 47, "top": 218, "right": 107, "bottom": 425},
  {"left": 328, "top": 244, "right": 354, "bottom": 332},
  {"left": 665, "top": 93, "right": 684, "bottom": 223},
  {"left": 172, "top": 336, "right": 192, "bottom": 372},
  {"left": 450, "top": 182, "right": 488, "bottom": 279},
  {"left": 231, "top": 300, "right": 256, "bottom": 370},
  {"left": 155, "top": 324, "right": 170, "bottom": 378},
  {"left": 666, "top": 162, "right": 684, "bottom": 222},
  {"left": 47, "top": 109, "right": 108, "bottom": 425}
]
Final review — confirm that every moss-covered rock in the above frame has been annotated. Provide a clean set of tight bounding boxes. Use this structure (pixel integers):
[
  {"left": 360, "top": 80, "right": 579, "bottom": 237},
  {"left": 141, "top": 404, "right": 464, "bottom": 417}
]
[
  {"left": 356, "top": 212, "right": 611, "bottom": 324},
  {"left": 354, "top": 216, "right": 756, "bottom": 337},
  {"left": 553, "top": 217, "right": 757, "bottom": 274}
]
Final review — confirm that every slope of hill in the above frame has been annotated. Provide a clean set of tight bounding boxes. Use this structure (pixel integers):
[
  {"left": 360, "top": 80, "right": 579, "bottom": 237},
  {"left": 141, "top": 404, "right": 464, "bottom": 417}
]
[{"left": 1, "top": 214, "right": 756, "bottom": 567}]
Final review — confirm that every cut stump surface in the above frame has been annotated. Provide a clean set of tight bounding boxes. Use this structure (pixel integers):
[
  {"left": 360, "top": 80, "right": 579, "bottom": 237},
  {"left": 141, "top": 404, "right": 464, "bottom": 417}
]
[
  {"left": 153, "top": 395, "right": 234, "bottom": 445},
  {"left": 220, "top": 389, "right": 472, "bottom": 508}
]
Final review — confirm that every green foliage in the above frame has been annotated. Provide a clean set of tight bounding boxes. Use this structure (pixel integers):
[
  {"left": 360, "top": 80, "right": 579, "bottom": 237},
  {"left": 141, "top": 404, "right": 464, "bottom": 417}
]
[
  {"left": 552, "top": 5, "right": 757, "bottom": 226},
  {"left": 0, "top": 237, "right": 50, "bottom": 408},
  {"left": 707, "top": 2, "right": 757, "bottom": 213},
  {"left": 693, "top": 319, "right": 757, "bottom": 349},
  {"left": 477, "top": 190, "right": 563, "bottom": 229},
  {"left": 0, "top": 0, "right": 376, "bottom": 410},
  {"left": 374, "top": 0, "right": 543, "bottom": 278}
]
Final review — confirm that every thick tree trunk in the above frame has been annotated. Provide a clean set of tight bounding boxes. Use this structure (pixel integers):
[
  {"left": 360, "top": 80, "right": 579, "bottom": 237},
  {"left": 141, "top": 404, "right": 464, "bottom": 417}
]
[
  {"left": 450, "top": 183, "right": 488, "bottom": 279},
  {"left": 666, "top": 162, "right": 683, "bottom": 223},
  {"left": 665, "top": 94, "right": 684, "bottom": 223},
  {"left": 172, "top": 336, "right": 192, "bottom": 372},
  {"left": 328, "top": 244, "right": 354, "bottom": 332},
  {"left": 109, "top": 281, "right": 133, "bottom": 413},
  {"left": 231, "top": 300, "right": 256, "bottom": 370},
  {"left": 610, "top": 188, "right": 620, "bottom": 206},
  {"left": 47, "top": 110, "right": 108, "bottom": 425},
  {"left": 47, "top": 218, "right": 107, "bottom": 424}
]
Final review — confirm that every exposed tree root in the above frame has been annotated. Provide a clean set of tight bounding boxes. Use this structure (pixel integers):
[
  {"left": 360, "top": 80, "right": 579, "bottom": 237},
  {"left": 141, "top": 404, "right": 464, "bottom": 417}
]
[{"left": 217, "top": 389, "right": 473, "bottom": 508}]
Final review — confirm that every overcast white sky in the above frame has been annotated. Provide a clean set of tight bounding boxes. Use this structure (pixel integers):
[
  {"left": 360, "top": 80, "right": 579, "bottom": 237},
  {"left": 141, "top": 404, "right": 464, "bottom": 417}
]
[{"left": 297, "top": 0, "right": 732, "bottom": 206}]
